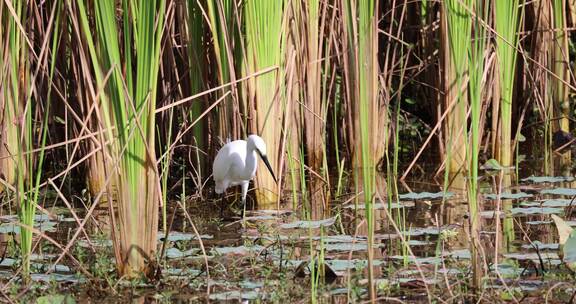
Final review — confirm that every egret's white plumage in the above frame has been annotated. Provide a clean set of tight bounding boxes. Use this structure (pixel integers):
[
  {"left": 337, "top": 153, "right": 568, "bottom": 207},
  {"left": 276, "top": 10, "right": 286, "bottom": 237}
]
[{"left": 213, "top": 134, "right": 276, "bottom": 205}]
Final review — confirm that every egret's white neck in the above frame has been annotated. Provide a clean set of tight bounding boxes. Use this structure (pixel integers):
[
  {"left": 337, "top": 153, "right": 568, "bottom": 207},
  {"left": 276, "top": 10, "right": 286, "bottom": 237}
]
[{"left": 245, "top": 144, "right": 258, "bottom": 176}]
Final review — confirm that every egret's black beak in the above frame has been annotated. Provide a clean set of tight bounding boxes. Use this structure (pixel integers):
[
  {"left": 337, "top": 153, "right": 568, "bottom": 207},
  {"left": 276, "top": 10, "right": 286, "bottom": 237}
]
[{"left": 258, "top": 151, "right": 277, "bottom": 183}]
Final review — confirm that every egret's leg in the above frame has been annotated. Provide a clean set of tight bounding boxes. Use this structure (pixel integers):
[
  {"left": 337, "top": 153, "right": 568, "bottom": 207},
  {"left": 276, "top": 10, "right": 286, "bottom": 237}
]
[{"left": 241, "top": 182, "right": 249, "bottom": 218}]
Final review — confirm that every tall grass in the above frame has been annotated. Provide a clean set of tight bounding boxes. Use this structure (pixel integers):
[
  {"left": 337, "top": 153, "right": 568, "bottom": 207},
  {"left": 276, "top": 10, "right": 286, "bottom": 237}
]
[
  {"left": 552, "top": 0, "right": 570, "bottom": 133},
  {"left": 206, "top": 0, "right": 241, "bottom": 141},
  {"left": 244, "top": 0, "right": 285, "bottom": 206},
  {"left": 495, "top": 0, "right": 521, "bottom": 169},
  {"left": 185, "top": 0, "right": 209, "bottom": 179},
  {"left": 303, "top": 0, "right": 329, "bottom": 215},
  {"left": 77, "top": 0, "right": 166, "bottom": 277},
  {"left": 468, "top": 0, "right": 489, "bottom": 289},
  {"left": 0, "top": 0, "right": 59, "bottom": 278},
  {"left": 442, "top": 0, "right": 471, "bottom": 174},
  {"left": 342, "top": 0, "right": 380, "bottom": 299}
]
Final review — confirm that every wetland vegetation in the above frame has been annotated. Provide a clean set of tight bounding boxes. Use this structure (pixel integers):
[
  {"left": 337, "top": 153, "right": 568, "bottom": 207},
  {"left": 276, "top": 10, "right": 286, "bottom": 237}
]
[{"left": 2, "top": 0, "right": 576, "bottom": 303}]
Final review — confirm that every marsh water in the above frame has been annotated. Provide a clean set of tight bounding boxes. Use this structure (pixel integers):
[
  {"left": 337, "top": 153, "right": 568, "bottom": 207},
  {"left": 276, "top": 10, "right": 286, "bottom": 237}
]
[{"left": 2, "top": 153, "right": 576, "bottom": 303}]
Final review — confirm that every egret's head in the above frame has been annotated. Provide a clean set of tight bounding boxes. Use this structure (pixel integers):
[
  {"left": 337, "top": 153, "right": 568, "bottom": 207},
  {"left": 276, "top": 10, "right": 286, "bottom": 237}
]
[
  {"left": 247, "top": 134, "right": 277, "bottom": 183},
  {"left": 247, "top": 134, "right": 267, "bottom": 156}
]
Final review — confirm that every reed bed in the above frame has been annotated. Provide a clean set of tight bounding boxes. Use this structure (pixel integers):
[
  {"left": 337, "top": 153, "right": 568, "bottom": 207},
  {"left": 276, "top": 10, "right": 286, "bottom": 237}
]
[{"left": 0, "top": 0, "right": 574, "bottom": 302}]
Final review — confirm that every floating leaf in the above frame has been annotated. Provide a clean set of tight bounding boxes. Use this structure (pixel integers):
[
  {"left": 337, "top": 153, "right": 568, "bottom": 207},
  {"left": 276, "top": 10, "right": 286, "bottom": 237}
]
[
  {"left": 551, "top": 214, "right": 574, "bottom": 245},
  {"left": 484, "top": 192, "right": 533, "bottom": 200},
  {"left": 510, "top": 207, "right": 563, "bottom": 215},
  {"left": 280, "top": 216, "right": 336, "bottom": 229},
  {"left": 213, "top": 245, "right": 266, "bottom": 255},
  {"left": 482, "top": 207, "right": 564, "bottom": 218},
  {"left": 521, "top": 241, "right": 559, "bottom": 250},
  {"left": 165, "top": 248, "right": 200, "bottom": 259},
  {"left": 322, "top": 243, "right": 382, "bottom": 252},
  {"left": 503, "top": 252, "right": 560, "bottom": 263},
  {"left": 158, "top": 232, "right": 213, "bottom": 242},
  {"left": 0, "top": 220, "right": 58, "bottom": 234},
  {"left": 326, "top": 259, "right": 384, "bottom": 273},
  {"left": 208, "top": 291, "right": 259, "bottom": 301},
  {"left": 541, "top": 188, "right": 576, "bottom": 196},
  {"left": 447, "top": 249, "right": 471, "bottom": 259},
  {"left": 522, "top": 176, "right": 574, "bottom": 183},
  {"left": 521, "top": 199, "right": 573, "bottom": 208},
  {"left": 343, "top": 201, "right": 414, "bottom": 210},
  {"left": 31, "top": 273, "right": 86, "bottom": 283},
  {"left": 239, "top": 281, "right": 264, "bottom": 289},
  {"left": 398, "top": 192, "right": 453, "bottom": 200}
]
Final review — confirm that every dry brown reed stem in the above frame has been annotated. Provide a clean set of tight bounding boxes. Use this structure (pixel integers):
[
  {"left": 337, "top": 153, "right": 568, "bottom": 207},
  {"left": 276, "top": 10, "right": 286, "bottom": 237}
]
[{"left": 302, "top": 0, "right": 330, "bottom": 215}]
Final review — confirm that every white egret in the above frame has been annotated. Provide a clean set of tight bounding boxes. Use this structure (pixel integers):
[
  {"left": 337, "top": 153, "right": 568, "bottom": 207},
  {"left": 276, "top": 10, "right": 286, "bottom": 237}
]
[{"left": 212, "top": 134, "right": 277, "bottom": 210}]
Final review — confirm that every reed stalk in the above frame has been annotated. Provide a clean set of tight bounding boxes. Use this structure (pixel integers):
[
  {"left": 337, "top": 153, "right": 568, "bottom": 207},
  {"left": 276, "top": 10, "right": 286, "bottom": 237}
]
[
  {"left": 206, "top": 0, "right": 241, "bottom": 141},
  {"left": 77, "top": 0, "right": 165, "bottom": 277},
  {"left": 1, "top": 0, "right": 29, "bottom": 277},
  {"left": 528, "top": 0, "right": 554, "bottom": 174},
  {"left": 468, "top": 0, "right": 489, "bottom": 289},
  {"left": 341, "top": 0, "right": 380, "bottom": 299},
  {"left": 185, "top": 0, "right": 209, "bottom": 177},
  {"left": 494, "top": 0, "right": 521, "bottom": 169},
  {"left": 0, "top": 0, "right": 62, "bottom": 278},
  {"left": 552, "top": 0, "right": 570, "bottom": 133},
  {"left": 303, "top": 0, "right": 329, "bottom": 216},
  {"left": 442, "top": 0, "right": 471, "bottom": 174},
  {"left": 0, "top": 1, "right": 27, "bottom": 196},
  {"left": 244, "top": 0, "right": 285, "bottom": 206}
]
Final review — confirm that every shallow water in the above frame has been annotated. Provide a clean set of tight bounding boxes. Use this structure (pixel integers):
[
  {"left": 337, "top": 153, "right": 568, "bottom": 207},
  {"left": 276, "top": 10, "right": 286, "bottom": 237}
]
[{"left": 2, "top": 165, "right": 576, "bottom": 302}]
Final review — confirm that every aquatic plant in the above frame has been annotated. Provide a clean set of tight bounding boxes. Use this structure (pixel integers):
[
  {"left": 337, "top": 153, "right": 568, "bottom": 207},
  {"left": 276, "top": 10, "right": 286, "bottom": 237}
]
[{"left": 76, "top": 0, "right": 166, "bottom": 277}]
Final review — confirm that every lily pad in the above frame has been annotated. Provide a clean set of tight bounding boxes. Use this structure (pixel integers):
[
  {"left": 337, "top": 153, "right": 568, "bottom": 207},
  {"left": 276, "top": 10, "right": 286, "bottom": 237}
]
[
  {"left": 484, "top": 192, "right": 533, "bottom": 200},
  {"left": 398, "top": 192, "right": 453, "bottom": 200},
  {"left": 343, "top": 201, "right": 414, "bottom": 210},
  {"left": 31, "top": 273, "right": 86, "bottom": 283},
  {"left": 165, "top": 268, "right": 202, "bottom": 277},
  {"left": 541, "top": 188, "right": 576, "bottom": 196},
  {"left": 510, "top": 207, "right": 564, "bottom": 215},
  {"left": 325, "top": 259, "right": 384, "bottom": 273},
  {"left": 280, "top": 216, "right": 336, "bottom": 229},
  {"left": 321, "top": 235, "right": 366, "bottom": 243},
  {"left": 521, "top": 199, "right": 573, "bottom": 208},
  {"left": 158, "top": 232, "right": 213, "bottom": 242},
  {"left": 239, "top": 281, "right": 264, "bottom": 289},
  {"left": 389, "top": 255, "right": 442, "bottom": 265},
  {"left": 0, "top": 220, "right": 58, "bottom": 234},
  {"left": 481, "top": 207, "right": 564, "bottom": 218},
  {"left": 521, "top": 241, "right": 559, "bottom": 250},
  {"left": 503, "top": 252, "right": 560, "bottom": 264},
  {"left": 447, "top": 249, "right": 471, "bottom": 259},
  {"left": 322, "top": 242, "right": 381, "bottom": 252},
  {"left": 165, "top": 248, "right": 201, "bottom": 259},
  {"left": 208, "top": 291, "right": 259, "bottom": 301},
  {"left": 522, "top": 176, "right": 574, "bottom": 183},
  {"left": 213, "top": 245, "right": 266, "bottom": 255},
  {"left": 399, "top": 226, "right": 457, "bottom": 237}
]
